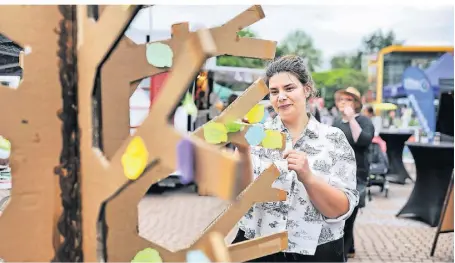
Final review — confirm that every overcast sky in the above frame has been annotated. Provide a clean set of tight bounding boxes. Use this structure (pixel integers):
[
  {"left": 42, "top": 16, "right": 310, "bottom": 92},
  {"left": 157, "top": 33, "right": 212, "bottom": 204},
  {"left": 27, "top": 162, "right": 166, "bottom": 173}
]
[{"left": 129, "top": 5, "right": 454, "bottom": 70}]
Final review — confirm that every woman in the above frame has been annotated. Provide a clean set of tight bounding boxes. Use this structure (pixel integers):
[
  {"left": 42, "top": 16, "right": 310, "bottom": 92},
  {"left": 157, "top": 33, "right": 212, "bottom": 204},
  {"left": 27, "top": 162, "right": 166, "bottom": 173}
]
[
  {"left": 232, "top": 55, "right": 359, "bottom": 262},
  {"left": 332, "top": 87, "right": 375, "bottom": 261}
]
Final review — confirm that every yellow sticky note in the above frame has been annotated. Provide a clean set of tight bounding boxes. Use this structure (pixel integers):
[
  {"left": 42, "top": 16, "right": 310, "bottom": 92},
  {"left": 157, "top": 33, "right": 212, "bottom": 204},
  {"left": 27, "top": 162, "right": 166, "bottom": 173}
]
[
  {"left": 131, "top": 248, "right": 163, "bottom": 263},
  {"left": 261, "top": 130, "right": 283, "bottom": 149},
  {"left": 203, "top": 122, "right": 228, "bottom": 144},
  {"left": 121, "top": 136, "right": 149, "bottom": 180},
  {"left": 245, "top": 104, "right": 265, "bottom": 124},
  {"left": 225, "top": 121, "right": 246, "bottom": 133}
]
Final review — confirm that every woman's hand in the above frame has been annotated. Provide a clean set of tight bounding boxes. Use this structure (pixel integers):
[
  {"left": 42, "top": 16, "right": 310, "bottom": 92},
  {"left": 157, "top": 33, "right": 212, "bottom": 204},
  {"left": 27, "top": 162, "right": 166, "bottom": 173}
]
[
  {"left": 343, "top": 106, "right": 356, "bottom": 121},
  {"left": 283, "top": 149, "right": 313, "bottom": 183}
]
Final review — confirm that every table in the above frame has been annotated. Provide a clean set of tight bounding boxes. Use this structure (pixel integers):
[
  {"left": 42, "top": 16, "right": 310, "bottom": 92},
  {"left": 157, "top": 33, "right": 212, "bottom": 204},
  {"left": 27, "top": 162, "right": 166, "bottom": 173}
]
[
  {"left": 396, "top": 142, "right": 454, "bottom": 227},
  {"left": 379, "top": 130, "right": 414, "bottom": 184}
]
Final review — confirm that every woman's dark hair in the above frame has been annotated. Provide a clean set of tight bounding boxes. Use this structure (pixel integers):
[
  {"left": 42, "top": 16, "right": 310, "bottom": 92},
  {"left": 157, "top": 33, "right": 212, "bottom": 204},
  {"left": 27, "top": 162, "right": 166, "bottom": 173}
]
[{"left": 264, "top": 55, "right": 317, "bottom": 99}]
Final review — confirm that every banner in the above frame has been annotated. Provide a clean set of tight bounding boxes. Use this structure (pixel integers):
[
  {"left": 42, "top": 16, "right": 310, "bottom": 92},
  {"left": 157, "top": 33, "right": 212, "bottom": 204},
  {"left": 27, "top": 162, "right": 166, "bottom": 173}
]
[{"left": 402, "top": 66, "right": 436, "bottom": 136}]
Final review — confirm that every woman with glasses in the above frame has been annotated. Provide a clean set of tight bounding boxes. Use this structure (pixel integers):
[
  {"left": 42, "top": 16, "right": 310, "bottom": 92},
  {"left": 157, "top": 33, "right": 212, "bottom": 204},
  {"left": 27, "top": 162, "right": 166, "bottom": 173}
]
[{"left": 332, "top": 87, "right": 375, "bottom": 261}]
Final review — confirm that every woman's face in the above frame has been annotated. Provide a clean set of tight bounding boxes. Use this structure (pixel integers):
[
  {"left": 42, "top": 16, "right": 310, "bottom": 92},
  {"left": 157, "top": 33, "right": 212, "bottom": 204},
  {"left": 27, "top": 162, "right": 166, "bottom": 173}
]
[
  {"left": 335, "top": 93, "right": 355, "bottom": 113},
  {"left": 268, "top": 72, "right": 308, "bottom": 123}
]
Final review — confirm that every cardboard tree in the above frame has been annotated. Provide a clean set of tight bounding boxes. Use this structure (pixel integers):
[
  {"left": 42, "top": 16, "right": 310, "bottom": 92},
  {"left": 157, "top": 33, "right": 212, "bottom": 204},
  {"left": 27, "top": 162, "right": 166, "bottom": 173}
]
[
  {"left": 0, "top": 6, "right": 63, "bottom": 261},
  {"left": 0, "top": 5, "right": 289, "bottom": 262},
  {"left": 77, "top": 5, "right": 289, "bottom": 261}
]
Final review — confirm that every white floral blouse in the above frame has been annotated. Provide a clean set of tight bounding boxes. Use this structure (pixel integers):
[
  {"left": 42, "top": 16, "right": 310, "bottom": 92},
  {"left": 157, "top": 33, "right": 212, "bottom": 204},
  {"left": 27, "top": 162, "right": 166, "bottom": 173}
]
[{"left": 238, "top": 114, "right": 359, "bottom": 255}]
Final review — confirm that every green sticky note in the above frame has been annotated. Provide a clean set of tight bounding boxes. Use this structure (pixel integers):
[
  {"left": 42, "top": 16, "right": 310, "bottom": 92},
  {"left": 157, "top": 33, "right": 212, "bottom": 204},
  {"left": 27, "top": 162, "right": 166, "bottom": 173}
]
[
  {"left": 182, "top": 92, "right": 198, "bottom": 116},
  {"left": 131, "top": 248, "right": 163, "bottom": 263},
  {"left": 146, "top": 42, "right": 173, "bottom": 68},
  {"left": 203, "top": 122, "right": 228, "bottom": 144},
  {"left": 225, "top": 121, "right": 246, "bottom": 133}
]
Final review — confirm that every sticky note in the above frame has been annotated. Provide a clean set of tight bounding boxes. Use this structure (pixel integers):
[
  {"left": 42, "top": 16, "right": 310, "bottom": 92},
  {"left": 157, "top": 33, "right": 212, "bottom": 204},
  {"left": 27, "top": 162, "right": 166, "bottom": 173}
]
[
  {"left": 186, "top": 250, "right": 211, "bottom": 263},
  {"left": 121, "top": 136, "right": 149, "bottom": 180},
  {"left": 244, "top": 104, "right": 265, "bottom": 124},
  {"left": 260, "top": 110, "right": 269, "bottom": 124},
  {"left": 177, "top": 138, "right": 195, "bottom": 185},
  {"left": 261, "top": 130, "right": 283, "bottom": 149},
  {"left": 182, "top": 92, "right": 198, "bottom": 117},
  {"left": 131, "top": 248, "right": 163, "bottom": 263},
  {"left": 146, "top": 42, "right": 173, "bottom": 68},
  {"left": 203, "top": 122, "right": 228, "bottom": 144},
  {"left": 225, "top": 121, "right": 246, "bottom": 133},
  {"left": 244, "top": 125, "right": 266, "bottom": 146}
]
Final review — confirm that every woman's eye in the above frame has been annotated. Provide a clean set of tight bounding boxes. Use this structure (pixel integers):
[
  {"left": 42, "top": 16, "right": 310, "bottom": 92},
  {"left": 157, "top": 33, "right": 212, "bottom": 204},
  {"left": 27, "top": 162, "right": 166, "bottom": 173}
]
[
  {"left": 270, "top": 91, "right": 278, "bottom": 95},
  {"left": 286, "top": 87, "right": 295, "bottom": 92}
]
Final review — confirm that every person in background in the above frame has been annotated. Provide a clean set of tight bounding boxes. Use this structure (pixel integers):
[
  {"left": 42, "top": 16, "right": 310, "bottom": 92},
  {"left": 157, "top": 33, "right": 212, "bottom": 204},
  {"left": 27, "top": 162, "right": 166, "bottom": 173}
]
[
  {"left": 226, "top": 94, "right": 238, "bottom": 108},
  {"left": 333, "top": 87, "right": 375, "bottom": 261},
  {"left": 363, "top": 106, "right": 387, "bottom": 153}
]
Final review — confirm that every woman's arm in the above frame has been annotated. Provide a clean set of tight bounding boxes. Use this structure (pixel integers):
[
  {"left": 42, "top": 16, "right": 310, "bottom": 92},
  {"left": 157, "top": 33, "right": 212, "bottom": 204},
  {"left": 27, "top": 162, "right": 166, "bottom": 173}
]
[
  {"left": 302, "top": 175, "right": 351, "bottom": 219},
  {"left": 285, "top": 129, "right": 358, "bottom": 221},
  {"left": 348, "top": 116, "right": 375, "bottom": 146}
]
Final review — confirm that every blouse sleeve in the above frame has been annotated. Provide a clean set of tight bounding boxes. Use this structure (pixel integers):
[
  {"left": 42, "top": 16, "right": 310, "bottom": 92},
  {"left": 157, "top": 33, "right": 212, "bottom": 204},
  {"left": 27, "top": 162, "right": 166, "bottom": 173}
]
[{"left": 322, "top": 129, "right": 359, "bottom": 223}]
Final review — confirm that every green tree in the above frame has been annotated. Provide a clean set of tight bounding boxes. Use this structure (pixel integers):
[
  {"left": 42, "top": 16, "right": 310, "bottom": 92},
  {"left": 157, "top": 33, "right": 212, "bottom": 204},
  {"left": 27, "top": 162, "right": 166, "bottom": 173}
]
[
  {"left": 330, "top": 52, "right": 363, "bottom": 70},
  {"left": 277, "top": 30, "right": 322, "bottom": 72},
  {"left": 216, "top": 29, "right": 267, "bottom": 68},
  {"left": 361, "top": 29, "right": 404, "bottom": 54},
  {"left": 312, "top": 68, "right": 368, "bottom": 108}
]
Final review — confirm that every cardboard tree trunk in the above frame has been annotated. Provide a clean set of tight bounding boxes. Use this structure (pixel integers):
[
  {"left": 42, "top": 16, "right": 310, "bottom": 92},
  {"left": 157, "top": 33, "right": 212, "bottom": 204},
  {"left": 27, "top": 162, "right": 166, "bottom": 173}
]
[{"left": 0, "top": 6, "right": 63, "bottom": 262}]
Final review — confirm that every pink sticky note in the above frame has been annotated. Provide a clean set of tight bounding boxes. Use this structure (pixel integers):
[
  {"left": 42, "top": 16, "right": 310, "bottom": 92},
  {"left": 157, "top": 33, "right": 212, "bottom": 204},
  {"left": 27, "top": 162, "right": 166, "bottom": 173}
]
[{"left": 177, "top": 138, "right": 195, "bottom": 185}]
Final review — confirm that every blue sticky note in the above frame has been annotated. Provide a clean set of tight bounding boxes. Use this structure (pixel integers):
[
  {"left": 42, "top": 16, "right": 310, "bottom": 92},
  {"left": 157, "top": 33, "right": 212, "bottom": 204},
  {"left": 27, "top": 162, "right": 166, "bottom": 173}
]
[
  {"left": 186, "top": 250, "right": 211, "bottom": 263},
  {"left": 244, "top": 125, "right": 266, "bottom": 146},
  {"left": 260, "top": 110, "right": 269, "bottom": 124}
]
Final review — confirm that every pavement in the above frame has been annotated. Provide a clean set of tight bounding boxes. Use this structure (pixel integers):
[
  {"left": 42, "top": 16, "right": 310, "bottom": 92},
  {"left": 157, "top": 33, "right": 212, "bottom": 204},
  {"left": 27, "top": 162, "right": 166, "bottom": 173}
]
[{"left": 350, "top": 163, "right": 454, "bottom": 263}]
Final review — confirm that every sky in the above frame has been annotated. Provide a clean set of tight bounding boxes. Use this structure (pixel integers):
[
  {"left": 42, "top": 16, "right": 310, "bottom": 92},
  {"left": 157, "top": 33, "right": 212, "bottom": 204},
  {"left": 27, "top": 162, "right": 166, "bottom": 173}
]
[{"left": 128, "top": 5, "right": 454, "bottom": 70}]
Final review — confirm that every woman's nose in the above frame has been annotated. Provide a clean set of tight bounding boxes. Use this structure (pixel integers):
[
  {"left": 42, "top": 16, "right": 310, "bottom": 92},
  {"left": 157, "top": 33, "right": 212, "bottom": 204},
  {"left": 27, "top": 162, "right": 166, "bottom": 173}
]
[{"left": 278, "top": 93, "right": 287, "bottom": 101}]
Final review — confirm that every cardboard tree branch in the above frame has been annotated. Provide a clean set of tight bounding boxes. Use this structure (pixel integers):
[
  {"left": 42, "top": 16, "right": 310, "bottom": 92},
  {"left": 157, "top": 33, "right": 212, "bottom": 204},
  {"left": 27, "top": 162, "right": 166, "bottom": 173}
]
[
  {"left": 77, "top": 6, "right": 257, "bottom": 260},
  {"left": 190, "top": 165, "right": 288, "bottom": 262},
  {"left": 100, "top": 5, "right": 276, "bottom": 159},
  {"left": 102, "top": 75, "right": 287, "bottom": 262},
  {"left": 0, "top": 6, "right": 63, "bottom": 262}
]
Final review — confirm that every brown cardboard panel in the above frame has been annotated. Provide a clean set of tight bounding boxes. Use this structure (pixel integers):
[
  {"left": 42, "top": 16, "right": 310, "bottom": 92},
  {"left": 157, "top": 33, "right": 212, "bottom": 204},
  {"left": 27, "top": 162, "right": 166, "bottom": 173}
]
[
  {"left": 440, "top": 186, "right": 454, "bottom": 232},
  {"left": 228, "top": 231, "right": 288, "bottom": 262},
  {"left": 191, "top": 165, "right": 286, "bottom": 246},
  {"left": 103, "top": 164, "right": 285, "bottom": 262},
  {"left": 102, "top": 5, "right": 276, "bottom": 161},
  {"left": 0, "top": 6, "right": 62, "bottom": 262},
  {"left": 77, "top": 5, "right": 142, "bottom": 262}
]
